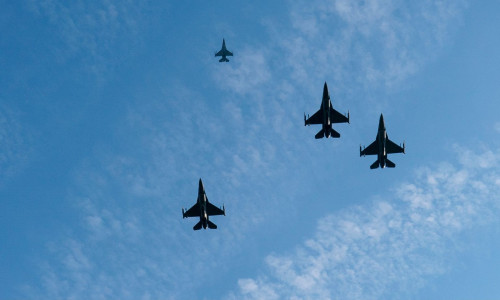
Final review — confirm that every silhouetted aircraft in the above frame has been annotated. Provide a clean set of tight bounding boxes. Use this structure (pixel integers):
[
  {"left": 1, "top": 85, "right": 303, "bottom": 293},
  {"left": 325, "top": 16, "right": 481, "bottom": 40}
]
[
  {"left": 182, "top": 179, "right": 225, "bottom": 230},
  {"left": 360, "top": 114, "right": 405, "bottom": 169},
  {"left": 215, "top": 38, "right": 233, "bottom": 62},
  {"left": 304, "top": 82, "right": 350, "bottom": 139}
]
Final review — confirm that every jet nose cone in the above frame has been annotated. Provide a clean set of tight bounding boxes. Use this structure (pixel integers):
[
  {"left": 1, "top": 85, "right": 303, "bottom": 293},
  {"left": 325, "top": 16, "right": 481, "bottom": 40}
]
[
  {"left": 323, "top": 82, "right": 329, "bottom": 98},
  {"left": 379, "top": 114, "right": 385, "bottom": 128}
]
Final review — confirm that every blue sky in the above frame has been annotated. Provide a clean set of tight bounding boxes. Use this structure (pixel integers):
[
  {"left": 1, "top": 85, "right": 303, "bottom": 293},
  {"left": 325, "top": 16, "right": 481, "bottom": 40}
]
[{"left": 2, "top": 0, "right": 500, "bottom": 299}]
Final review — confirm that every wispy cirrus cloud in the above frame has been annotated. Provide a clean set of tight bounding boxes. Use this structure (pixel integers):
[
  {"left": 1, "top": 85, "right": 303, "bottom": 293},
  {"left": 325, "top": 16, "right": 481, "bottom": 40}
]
[
  {"left": 0, "top": 105, "right": 31, "bottom": 184},
  {"left": 26, "top": 0, "right": 147, "bottom": 74},
  {"left": 226, "top": 146, "right": 500, "bottom": 300},
  {"left": 23, "top": 1, "right": 474, "bottom": 299},
  {"left": 213, "top": 48, "right": 272, "bottom": 96},
  {"left": 494, "top": 122, "right": 500, "bottom": 134},
  {"left": 25, "top": 79, "right": 298, "bottom": 299},
  {"left": 209, "top": 0, "right": 467, "bottom": 138},
  {"left": 268, "top": 0, "right": 467, "bottom": 95}
]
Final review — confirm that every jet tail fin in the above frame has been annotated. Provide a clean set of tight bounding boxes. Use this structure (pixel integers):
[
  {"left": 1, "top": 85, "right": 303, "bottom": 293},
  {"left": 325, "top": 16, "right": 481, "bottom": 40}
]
[
  {"left": 370, "top": 160, "right": 379, "bottom": 169},
  {"left": 330, "top": 129, "right": 340, "bottom": 138},
  {"left": 385, "top": 158, "right": 396, "bottom": 168},
  {"left": 219, "top": 57, "right": 229, "bottom": 62},
  {"left": 207, "top": 220, "right": 217, "bottom": 229},
  {"left": 315, "top": 129, "right": 325, "bottom": 139},
  {"left": 193, "top": 221, "right": 203, "bottom": 230}
]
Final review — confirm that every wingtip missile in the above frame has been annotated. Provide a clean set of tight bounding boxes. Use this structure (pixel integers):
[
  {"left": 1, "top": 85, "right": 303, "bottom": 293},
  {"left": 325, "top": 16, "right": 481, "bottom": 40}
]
[
  {"left": 304, "top": 113, "right": 306, "bottom": 126},
  {"left": 360, "top": 145, "right": 366, "bottom": 157},
  {"left": 403, "top": 141, "right": 406, "bottom": 154},
  {"left": 182, "top": 208, "right": 186, "bottom": 218},
  {"left": 347, "top": 110, "right": 350, "bottom": 124},
  {"left": 223, "top": 204, "right": 226, "bottom": 216}
]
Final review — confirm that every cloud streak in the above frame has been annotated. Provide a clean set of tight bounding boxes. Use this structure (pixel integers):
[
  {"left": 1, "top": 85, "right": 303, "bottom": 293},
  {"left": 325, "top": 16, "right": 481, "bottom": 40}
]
[{"left": 227, "top": 147, "right": 500, "bottom": 300}]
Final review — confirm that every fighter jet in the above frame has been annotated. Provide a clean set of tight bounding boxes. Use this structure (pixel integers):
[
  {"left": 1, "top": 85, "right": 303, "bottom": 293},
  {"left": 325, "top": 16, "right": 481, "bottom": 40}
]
[
  {"left": 360, "top": 114, "right": 405, "bottom": 169},
  {"left": 182, "top": 179, "right": 225, "bottom": 230},
  {"left": 304, "top": 82, "right": 350, "bottom": 139},
  {"left": 215, "top": 38, "right": 233, "bottom": 62}
]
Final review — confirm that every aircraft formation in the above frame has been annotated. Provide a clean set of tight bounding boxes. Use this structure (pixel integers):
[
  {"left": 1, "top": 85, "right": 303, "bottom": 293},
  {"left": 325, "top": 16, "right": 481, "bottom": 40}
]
[{"left": 182, "top": 39, "right": 405, "bottom": 230}]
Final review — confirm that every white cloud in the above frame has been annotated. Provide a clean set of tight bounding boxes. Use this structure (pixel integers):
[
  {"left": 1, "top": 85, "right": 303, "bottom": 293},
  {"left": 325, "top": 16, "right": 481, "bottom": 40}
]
[
  {"left": 494, "top": 122, "right": 500, "bottom": 133},
  {"left": 268, "top": 0, "right": 467, "bottom": 92},
  {"left": 26, "top": 79, "right": 299, "bottom": 299},
  {"left": 22, "top": 1, "right": 473, "bottom": 298},
  {"left": 227, "top": 147, "right": 500, "bottom": 300}
]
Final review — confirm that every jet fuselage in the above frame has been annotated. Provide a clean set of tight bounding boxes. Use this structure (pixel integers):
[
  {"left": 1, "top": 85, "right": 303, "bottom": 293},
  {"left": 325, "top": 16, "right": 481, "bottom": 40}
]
[
  {"left": 321, "top": 84, "right": 333, "bottom": 138},
  {"left": 377, "top": 114, "right": 387, "bottom": 168},
  {"left": 197, "top": 181, "right": 209, "bottom": 229}
]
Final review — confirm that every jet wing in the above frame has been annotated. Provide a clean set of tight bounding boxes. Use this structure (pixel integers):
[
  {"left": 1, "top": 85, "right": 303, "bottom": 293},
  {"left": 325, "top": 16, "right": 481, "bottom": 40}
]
[
  {"left": 305, "top": 109, "right": 323, "bottom": 125},
  {"left": 215, "top": 49, "right": 233, "bottom": 57},
  {"left": 215, "top": 49, "right": 224, "bottom": 57},
  {"left": 330, "top": 106, "right": 349, "bottom": 123},
  {"left": 386, "top": 138, "right": 404, "bottom": 154},
  {"left": 206, "top": 201, "right": 225, "bottom": 216},
  {"left": 183, "top": 202, "right": 200, "bottom": 218},
  {"left": 361, "top": 140, "right": 378, "bottom": 156}
]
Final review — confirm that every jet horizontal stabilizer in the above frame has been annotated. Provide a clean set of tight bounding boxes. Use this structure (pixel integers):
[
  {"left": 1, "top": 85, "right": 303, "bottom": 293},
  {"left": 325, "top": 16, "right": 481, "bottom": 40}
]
[
  {"left": 315, "top": 129, "right": 325, "bottom": 139},
  {"left": 207, "top": 220, "right": 217, "bottom": 229},
  {"left": 370, "top": 160, "right": 379, "bottom": 169},
  {"left": 385, "top": 158, "right": 396, "bottom": 168},
  {"left": 193, "top": 221, "right": 203, "bottom": 231},
  {"left": 330, "top": 129, "right": 340, "bottom": 138}
]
